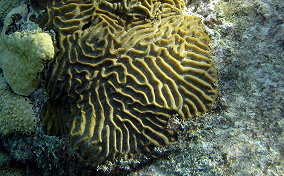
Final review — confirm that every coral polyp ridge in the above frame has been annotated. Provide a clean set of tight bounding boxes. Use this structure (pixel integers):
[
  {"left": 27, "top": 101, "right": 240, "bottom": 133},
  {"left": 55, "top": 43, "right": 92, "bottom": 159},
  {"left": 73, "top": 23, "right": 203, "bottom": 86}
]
[{"left": 39, "top": 0, "right": 218, "bottom": 165}]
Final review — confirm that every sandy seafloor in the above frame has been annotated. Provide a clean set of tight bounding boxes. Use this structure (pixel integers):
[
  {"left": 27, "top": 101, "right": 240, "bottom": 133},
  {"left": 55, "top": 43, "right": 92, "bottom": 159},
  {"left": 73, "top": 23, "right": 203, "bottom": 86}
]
[{"left": 0, "top": 0, "right": 283, "bottom": 175}]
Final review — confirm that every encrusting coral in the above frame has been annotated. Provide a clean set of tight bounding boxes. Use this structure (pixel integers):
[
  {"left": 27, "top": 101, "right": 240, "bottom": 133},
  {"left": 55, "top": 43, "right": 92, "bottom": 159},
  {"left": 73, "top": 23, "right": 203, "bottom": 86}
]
[
  {"left": 39, "top": 0, "right": 218, "bottom": 165},
  {"left": 0, "top": 75, "right": 36, "bottom": 135},
  {"left": 0, "top": 4, "right": 55, "bottom": 96}
]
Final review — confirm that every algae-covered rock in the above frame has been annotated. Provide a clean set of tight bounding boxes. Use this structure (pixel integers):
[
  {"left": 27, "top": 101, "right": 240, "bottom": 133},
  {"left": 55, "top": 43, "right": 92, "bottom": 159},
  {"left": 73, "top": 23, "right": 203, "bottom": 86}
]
[
  {"left": 0, "top": 0, "right": 23, "bottom": 23},
  {"left": 0, "top": 151, "right": 9, "bottom": 167},
  {"left": 0, "top": 167, "right": 23, "bottom": 176},
  {"left": 0, "top": 4, "right": 55, "bottom": 96},
  {"left": 0, "top": 75, "right": 37, "bottom": 135}
]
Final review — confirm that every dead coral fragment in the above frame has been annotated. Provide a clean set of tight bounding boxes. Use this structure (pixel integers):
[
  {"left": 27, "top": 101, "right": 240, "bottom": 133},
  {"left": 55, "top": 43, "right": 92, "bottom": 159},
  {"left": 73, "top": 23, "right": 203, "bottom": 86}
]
[{"left": 41, "top": 0, "right": 218, "bottom": 165}]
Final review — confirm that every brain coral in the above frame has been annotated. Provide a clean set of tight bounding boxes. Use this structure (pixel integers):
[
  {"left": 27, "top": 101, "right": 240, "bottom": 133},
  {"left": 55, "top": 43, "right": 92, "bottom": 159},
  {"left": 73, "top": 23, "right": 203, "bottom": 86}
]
[
  {"left": 40, "top": 0, "right": 218, "bottom": 165},
  {"left": 0, "top": 4, "right": 55, "bottom": 96},
  {"left": 0, "top": 76, "right": 36, "bottom": 135}
]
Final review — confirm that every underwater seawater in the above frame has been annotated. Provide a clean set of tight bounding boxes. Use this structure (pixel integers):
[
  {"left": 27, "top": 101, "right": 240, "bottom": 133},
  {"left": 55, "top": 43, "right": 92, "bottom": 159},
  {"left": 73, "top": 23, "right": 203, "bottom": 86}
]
[{"left": 0, "top": 0, "right": 283, "bottom": 175}]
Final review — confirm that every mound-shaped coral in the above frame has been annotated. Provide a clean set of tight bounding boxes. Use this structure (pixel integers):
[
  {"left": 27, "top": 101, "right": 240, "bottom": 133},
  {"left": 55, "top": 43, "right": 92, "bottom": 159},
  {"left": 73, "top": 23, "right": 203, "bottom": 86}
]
[
  {"left": 40, "top": 0, "right": 218, "bottom": 165},
  {"left": 0, "top": 5, "right": 55, "bottom": 96},
  {"left": 0, "top": 76, "right": 36, "bottom": 135}
]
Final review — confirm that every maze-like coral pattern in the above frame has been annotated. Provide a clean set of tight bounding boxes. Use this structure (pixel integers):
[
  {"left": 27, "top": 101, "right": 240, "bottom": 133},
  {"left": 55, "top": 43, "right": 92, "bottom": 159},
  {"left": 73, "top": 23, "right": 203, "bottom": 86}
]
[{"left": 41, "top": 0, "right": 218, "bottom": 165}]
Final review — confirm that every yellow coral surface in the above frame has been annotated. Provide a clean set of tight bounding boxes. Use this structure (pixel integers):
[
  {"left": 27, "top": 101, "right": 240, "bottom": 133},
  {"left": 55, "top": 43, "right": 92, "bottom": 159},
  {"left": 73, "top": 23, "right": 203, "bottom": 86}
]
[
  {"left": 41, "top": 0, "right": 218, "bottom": 165},
  {"left": 0, "top": 5, "right": 55, "bottom": 96}
]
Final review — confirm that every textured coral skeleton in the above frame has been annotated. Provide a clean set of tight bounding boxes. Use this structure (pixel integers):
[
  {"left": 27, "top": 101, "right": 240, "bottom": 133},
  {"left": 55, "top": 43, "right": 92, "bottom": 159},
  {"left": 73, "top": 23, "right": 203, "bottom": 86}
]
[
  {"left": 0, "top": 75, "right": 36, "bottom": 135},
  {"left": 40, "top": 0, "right": 218, "bottom": 165}
]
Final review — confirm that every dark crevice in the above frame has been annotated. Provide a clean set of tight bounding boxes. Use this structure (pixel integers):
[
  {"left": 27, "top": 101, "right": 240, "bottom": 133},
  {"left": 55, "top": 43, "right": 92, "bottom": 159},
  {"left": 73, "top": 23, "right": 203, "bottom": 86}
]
[
  {"left": 82, "top": 22, "right": 92, "bottom": 31},
  {"left": 5, "top": 14, "right": 22, "bottom": 35}
]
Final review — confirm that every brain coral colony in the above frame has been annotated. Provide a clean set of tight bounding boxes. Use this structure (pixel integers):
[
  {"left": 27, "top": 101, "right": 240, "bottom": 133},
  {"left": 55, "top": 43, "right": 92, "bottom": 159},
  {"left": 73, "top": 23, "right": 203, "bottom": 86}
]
[{"left": 38, "top": 0, "right": 218, "bottom": 165}]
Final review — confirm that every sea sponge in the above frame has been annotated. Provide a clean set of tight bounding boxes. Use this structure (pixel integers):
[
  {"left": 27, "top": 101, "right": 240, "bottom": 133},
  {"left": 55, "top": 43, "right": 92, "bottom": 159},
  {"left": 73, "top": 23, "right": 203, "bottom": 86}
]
[
  {"left": 0, "top": 75, "right": 36, "bottom": 135},
  {"left": 40, "top": 0, "right": 218, "bottom": 165},
  {"left": 0, "top": 4, "right": 55, "bottom": 96}
]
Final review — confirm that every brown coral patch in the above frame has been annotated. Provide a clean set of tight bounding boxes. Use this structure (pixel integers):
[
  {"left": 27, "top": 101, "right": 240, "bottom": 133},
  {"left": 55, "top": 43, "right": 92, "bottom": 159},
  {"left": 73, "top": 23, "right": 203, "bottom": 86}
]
[{"left": 40, "top": 0, "right": 218, "bottom": 165}]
